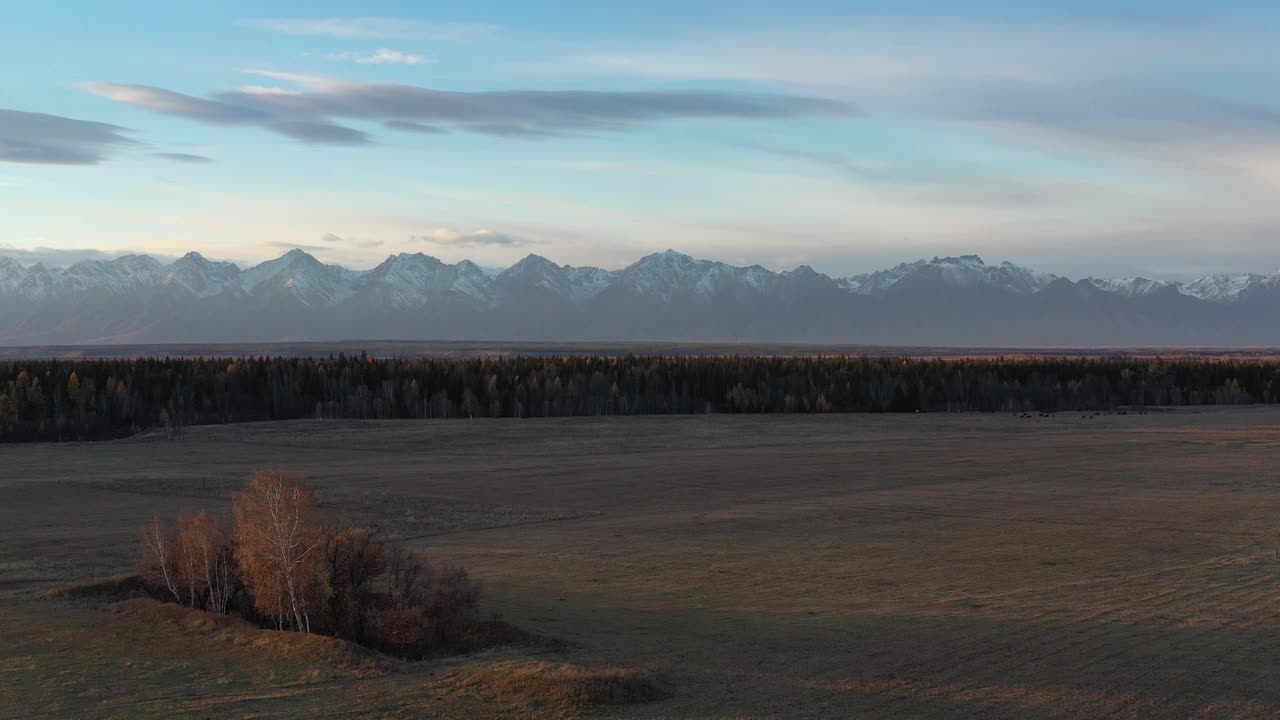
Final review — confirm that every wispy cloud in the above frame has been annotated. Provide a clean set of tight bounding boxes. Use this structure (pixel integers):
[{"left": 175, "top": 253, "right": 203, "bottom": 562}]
[
  {"left": 322, "top": 232, "right": 384, "bottom": 249},
  {"left": 152, "top": 152, "right": 213, "bottom": 163},
  {"left": 413, "top": 228, "right": 528, "bottom": 247},
  {"left": 531, "top": 18, "right": 1280, "bottom": 192},
  {"left": 84, "top": 82, "right": 371, "bottom": 146},
  {"left": 83, "top": 74, "right": 852, "bottom": 145},
  {"left": 240, "top": 17, "right": 496, "bottom": 42},
  {"left": 267, "top": 241, "right": 329, "bottom": 251},
  {"left": 327, "top": 49, "right": 434, "bottom": 65},
  {"left": 0, "top": 109, "right": 135, "bottom": 165},
  {"left": 268, "top": 120, "right": 371, "bottom": 145},
  {"left": 383, "top": 120, "right": 447, "bottom": 134}
]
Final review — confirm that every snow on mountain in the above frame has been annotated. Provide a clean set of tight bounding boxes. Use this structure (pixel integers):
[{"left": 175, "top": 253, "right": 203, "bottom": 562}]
[
  {"left": 60, "top": 255, "right": 167, "bottom": 295},
  {"left": 7, "top": 246, "right": 1280, "bottom": 344},
  {"left": 612, "top": 249, "right": 785, "bottom": 302},
  {"left": 0, "top": 257, "right": 26, "bottom": 294},
  {"left": 0, "top": 254, "right": 167, "bottom": 300},
  {"left": 562, "top": 266, "right": 615, "bottom": 301},
  {"left": 236, "top": 248, "right": 360, "bottom": 307},
  {"left": 164, "top": 252, "right": 241, "bottom": 298},
  {"left": 10, "top": 263, "right": 58, "bottom": 301},
  {"left": 615, "top": 250, "right": 707, "bottom": 301},
  {"left": 3, "top": 247, "right": 1280, "bottom": 315},
  {"left": 451, "top": 260, "right": 497, "bottom": 305},
  {"left": 357, "top": 253, "right": 498, "bottom": 308},
  {"left": 838, "top": 256, "right": 1056, "bottom": 295},
  {"left": 1180, "top": 273, "right": 1272, "bottom": 302},
  {"left": 495, "top": 254, "right": 617, "bottom": 302},
  {"left": 1086, "top": 277, "right": 1175, "bottom": 298}
]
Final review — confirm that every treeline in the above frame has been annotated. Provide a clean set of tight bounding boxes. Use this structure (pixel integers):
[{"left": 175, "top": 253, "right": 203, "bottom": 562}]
[
  {"left": 139, "top": 469, "right": 482, "bottom": 658},
  {"left": 3, "top": 354, "right": 1280, "bottom": 441}
]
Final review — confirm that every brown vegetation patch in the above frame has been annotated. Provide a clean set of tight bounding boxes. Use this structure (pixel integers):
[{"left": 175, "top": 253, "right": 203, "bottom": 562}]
[
  {"left": 110, "top": 597, "right": 390, "bottom": 678},
  {"left": 44, "top": 573, "right": 149, "bottom": 602},
  {"left": 436, "top": 659, "right": 671, "bottom": 715},
  {"left": 460, "top": 617, "right": 549, "bottom": 652}
]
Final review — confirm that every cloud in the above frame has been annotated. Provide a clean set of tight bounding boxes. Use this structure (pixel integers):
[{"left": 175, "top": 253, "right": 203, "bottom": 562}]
[
  {"left": 84, "top": 83, "right": 372, "bottom": 146},
  {"left": 240, "top": 17, "right": 496, "bottom": 41},
  {"left": 0, "top": 109, "right": 135, "bottom": 165},
  {"left": 413, "top": 228, "right": 527, "bottom": 247},
  {"left": 83, "top": 83, "right": 267, "bottom": 124},
  {"left": 729, "top": 139, "right": 890, "bottom": 181},
  {"left": 84, "top": 75, "right": 853, "bottom": 144},
  {"left": 152, "top": 152, "right": 213, "bottom": 163},
  {"left": 267, "top": 119, "right": 372, "bottom": 145},
  {"left": 327, "top": 49, "right": 434, "bottom": 65},
  {"left": 267, "top": 241, "right": 329, "bottom": 251},
  {"left": 0, "top": 243, "right": 178, "bottom": 267},
  {"left": 383, "top": 120, "right": 446, "bottom": 134},
  {"left": 238, "top": 85, "right": 302, "bottom": 97},
  {"left": 321, "top": 233, "right": 384, "bottom": 249}
]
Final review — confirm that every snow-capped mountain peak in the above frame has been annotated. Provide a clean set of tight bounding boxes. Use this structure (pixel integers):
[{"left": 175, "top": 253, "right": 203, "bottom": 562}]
[
  {"left": 838, "top": 255, "right": 1056, "bottom": 296},
  {"left": 164, "top": 251, "right": 242, "bottom": 298},
  {"left": 495, "top": 254, "right": 618, "bottom": 302},
  {"left": 237, "top": 249, "right": 359, "bottom": 307},
  {"left": 0, "top": 257, "right": 25, "bottom": 292},
  {"left": 1086, "top": 277, "right": 1174, "bottom": 298},
  {"left": 1179, "top": 273, "right": 1272, "bottom": 302},
  {"left": 7, "top": 248, "right": 1280, "bottom": 347}
]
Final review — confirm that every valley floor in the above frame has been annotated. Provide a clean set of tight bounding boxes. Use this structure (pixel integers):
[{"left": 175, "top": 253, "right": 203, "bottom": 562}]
[{"left": 4, "top": 410, "right": 1280, "bottom": 718}]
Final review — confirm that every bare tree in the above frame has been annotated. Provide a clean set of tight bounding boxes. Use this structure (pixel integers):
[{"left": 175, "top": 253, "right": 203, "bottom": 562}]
[
  {"left": 139, "top": 516, "right": 182, "bottom": 603},
  {"left": 233, "top": 470, "right": 325, "bottom": 632},
  {"left": 178, "top": 512, "right": 234, "bottom": 614},
  {"left": 323, "top": 526, "right": 387, "bottom": 640},
  {"left": 386, "top": 543, "right": 431, "bottom": 603}
]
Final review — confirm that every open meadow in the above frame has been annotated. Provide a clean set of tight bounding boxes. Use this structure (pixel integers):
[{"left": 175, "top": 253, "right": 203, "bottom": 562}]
[{"left": 4, "top": 409, "right": 1280, "bottom": 718}]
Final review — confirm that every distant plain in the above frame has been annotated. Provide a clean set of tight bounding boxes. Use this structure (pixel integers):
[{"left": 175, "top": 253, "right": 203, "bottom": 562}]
[
  {"left": 5, "top": 409, "right": 1280, "bottom": 718},
  {"left": 6, "top": 340, "right": 1280, "bottom": 360}
]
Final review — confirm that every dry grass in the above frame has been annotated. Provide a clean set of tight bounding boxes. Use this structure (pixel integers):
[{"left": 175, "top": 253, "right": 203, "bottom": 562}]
[
  {"left": 436, "top": 659, "right": 670, "bottom": 715},
  {"left": 109, "top": 597, "right": 391, "bottom": 679},
  {"left": 8, "top": 410, "right": 1280, "bottom": 717},
  {"left": 43, "top": 573, "right": 148, "bottom": 602}
]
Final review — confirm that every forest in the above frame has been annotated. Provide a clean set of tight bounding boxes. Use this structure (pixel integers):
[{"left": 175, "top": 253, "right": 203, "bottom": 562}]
[{"left": 2, "top": 353, "right": 1277, "bottom": 441}]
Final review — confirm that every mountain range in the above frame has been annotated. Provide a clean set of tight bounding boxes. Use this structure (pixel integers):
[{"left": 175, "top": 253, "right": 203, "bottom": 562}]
[{"left": 2, "top": 249, "right": 1280, "bottom": 346}]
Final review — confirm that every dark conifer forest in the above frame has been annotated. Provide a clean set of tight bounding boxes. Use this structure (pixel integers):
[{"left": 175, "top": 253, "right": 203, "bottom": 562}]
[{"left": 2, "top": 354, "right": 1277, "bottom": 441}]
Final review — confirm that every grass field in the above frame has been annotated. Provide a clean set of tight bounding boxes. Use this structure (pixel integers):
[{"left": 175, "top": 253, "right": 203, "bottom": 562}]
[{"left": 4, "top": 410, "right": 1280, "bottom": 718}]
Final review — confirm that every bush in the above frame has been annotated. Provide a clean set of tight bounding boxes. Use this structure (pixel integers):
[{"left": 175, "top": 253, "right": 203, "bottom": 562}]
[{"left": 128, "top": 469, "right": 485, "bottom": 659}]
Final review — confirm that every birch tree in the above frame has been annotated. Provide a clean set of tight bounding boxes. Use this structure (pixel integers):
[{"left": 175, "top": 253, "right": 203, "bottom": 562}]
[
  {"left": 178, "top": 512, "right": 234, "bottom": 614},
  {"left": 233, "top": 470, "right": 325, "bottom": 632},
  {"left": 139, "top": 516, "right": 182, "bottom": 603}
]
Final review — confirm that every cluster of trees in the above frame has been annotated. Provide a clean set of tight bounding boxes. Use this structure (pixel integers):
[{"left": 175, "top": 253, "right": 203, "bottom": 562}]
[
  {"left": 6, "top": 354, "right": 1280, "bottom": 441},
  {"left": 139, "top": 469, "right": 481, "bottom": 657}
]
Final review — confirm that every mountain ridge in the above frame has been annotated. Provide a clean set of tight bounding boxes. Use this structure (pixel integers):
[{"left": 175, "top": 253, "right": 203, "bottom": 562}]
[{"left": 3, "top": 249, "right": 1280, "bottom": 345}]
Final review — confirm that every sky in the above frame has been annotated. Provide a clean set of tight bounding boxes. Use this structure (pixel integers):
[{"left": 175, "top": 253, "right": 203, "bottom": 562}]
[{"left": 2, "top": 0, "right": 1280, "bottom": 280}]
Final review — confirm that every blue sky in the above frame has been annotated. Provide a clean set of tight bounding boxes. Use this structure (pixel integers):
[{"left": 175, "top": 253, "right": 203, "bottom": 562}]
[{"left": 3, "top": 1, "right": 1279, "bottom": 279}]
